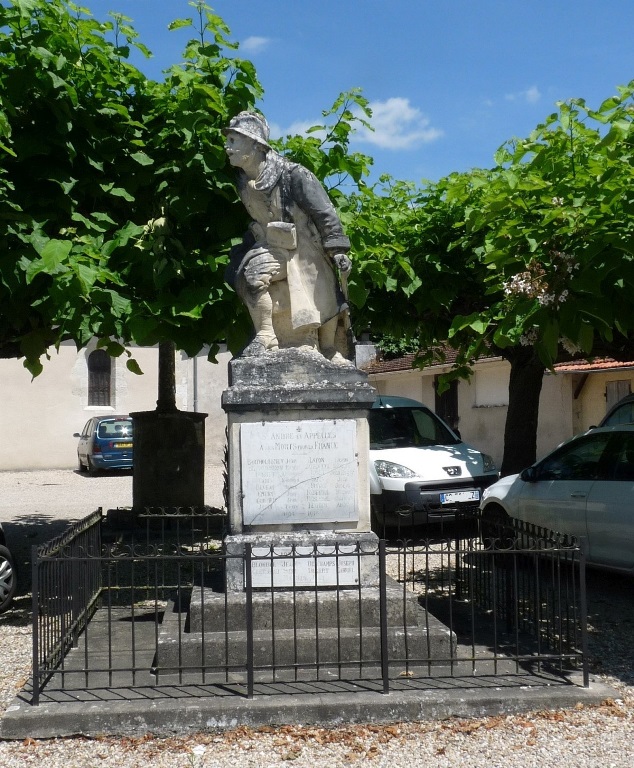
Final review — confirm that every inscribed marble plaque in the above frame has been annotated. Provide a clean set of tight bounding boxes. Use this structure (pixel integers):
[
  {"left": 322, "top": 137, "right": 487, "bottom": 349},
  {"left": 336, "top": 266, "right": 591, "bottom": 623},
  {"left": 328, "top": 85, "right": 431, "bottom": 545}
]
[
  {"left": 248, "top": 545, "right": 360, "bottom": 588},
  {"left": 241, "top": 419, "right": 358, "bottom": 525}
]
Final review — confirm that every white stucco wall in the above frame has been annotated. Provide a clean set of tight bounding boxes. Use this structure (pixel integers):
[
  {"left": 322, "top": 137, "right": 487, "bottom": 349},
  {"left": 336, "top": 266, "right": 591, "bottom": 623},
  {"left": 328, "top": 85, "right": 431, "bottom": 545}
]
[
  {"left": 176, "top": 348, "right": 232, "bottom": 468},
  {"left": 536, "top": 372, "right": 573, "bottom": 460},
  {"left": 1, "top": 343, "right": 161, "bottom": 469},
  {"left": 368, "top": 360, "right": 509, "bottom": 469},
  {"left": 5, "top": 341, "right": 632, "bottom": 474},
  {"left": 0, "top": 343, "right": 233, "bottom": 471}
]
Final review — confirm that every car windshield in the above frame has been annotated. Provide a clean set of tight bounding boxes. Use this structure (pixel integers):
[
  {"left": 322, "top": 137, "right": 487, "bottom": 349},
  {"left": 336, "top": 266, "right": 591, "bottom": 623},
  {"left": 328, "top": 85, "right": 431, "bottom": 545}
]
[
  {"left": 369, "top": 407, "right": 460, "bottom": 449},
  {"left": 97, "top": 420, "right": 133, "bottom": 439}
]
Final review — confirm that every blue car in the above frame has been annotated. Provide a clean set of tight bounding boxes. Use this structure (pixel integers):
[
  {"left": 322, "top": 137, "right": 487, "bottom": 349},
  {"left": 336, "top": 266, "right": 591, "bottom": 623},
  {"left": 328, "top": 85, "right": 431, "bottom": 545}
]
[{"left": 75, "top": 415, "right": 134, "bottom": 474}]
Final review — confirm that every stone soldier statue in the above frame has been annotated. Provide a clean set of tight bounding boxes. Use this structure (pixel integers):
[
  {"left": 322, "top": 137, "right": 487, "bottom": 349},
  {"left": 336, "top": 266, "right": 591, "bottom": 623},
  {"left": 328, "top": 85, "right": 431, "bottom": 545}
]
[{"left": 223, "top": 111, "right": 353, "bottom": 363}]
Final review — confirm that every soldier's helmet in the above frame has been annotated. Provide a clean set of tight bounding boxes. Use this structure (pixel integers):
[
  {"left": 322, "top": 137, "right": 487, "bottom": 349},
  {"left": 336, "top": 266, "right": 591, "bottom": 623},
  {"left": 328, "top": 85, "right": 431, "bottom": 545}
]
[{"left": 223, "top": 111, "right": 270, "bottom": 148}]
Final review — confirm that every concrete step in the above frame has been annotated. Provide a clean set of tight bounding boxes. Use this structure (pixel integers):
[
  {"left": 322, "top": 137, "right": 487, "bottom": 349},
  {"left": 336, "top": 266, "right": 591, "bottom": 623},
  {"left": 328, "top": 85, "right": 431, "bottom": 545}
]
[
  {"left": 157, "top": 599, "right": 456, "bottom": 673},
  {"left": 188, "top": 581, "right": 424, "bottom": 633}
]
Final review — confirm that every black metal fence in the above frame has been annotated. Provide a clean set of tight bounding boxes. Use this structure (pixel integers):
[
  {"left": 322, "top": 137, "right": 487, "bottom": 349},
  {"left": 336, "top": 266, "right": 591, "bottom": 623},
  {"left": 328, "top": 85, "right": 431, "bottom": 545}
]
[{"left": 29, "top": 508, "right": 587, "bottom": 706}]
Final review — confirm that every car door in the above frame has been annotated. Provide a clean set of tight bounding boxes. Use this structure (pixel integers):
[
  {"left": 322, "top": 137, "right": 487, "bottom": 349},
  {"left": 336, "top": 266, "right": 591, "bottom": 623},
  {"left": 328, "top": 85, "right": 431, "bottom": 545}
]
[
  {"left": 585, "top": 431, "right": 634, "bottom": 570},
  {"left": 514, "top": 432, "right": 614, "bottom": 542},
  {"left": 78, "top": 419, "right": 94, "bottom": 463}
]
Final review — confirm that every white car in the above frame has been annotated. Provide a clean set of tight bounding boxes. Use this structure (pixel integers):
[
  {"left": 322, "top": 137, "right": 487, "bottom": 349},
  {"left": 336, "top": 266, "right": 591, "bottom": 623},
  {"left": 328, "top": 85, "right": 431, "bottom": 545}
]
[
  {"left": 480, "top": 426, "right": 634, "bottom": 573},
  {"left": 369, "top": 396, "right": 498, "bottom": 529}
]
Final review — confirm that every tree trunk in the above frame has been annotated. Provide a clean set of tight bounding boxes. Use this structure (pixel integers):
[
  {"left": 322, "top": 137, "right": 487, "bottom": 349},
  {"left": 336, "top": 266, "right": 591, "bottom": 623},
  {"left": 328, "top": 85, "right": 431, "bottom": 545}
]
[
  {"left": 156, "top": 340, "right": 177, "bottom": 412},
  {"left": 500, "top": 347, "right": 545, "bottom": 476}
]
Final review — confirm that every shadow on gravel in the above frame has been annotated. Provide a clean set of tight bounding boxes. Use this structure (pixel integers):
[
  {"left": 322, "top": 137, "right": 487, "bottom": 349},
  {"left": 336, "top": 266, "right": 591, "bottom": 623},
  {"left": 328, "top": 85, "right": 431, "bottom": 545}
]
[
  {"left": 584, "top": 567, "right": 634, "bottom": 688},
  {"left": 71, "top": 469, "right": 133, "bottom": 480},
  {"left": 2, "top": 513, "right": 92, "bottom": 598}
]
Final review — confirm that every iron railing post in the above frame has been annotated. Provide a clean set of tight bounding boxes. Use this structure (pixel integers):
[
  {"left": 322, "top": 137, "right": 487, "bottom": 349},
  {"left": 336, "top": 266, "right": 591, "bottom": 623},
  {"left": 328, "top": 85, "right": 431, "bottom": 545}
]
[
  {"left": 31, "top": 545, "right": 40, "bottom": 706},
  {"left": 578, "top": 537, "right": 590, "bottom": 687},
  {"left": 245, "top": 543, "right": 254, "bottom": 698},
  {"left": 378, "top": 539, "right": 390, "bottom": 694}
]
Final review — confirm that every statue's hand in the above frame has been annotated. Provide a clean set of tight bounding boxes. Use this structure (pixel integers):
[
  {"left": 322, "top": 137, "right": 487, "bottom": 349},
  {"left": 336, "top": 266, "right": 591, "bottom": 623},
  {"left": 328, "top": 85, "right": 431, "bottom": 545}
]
[{"left": 333, "top": 253, "right": 352, "bottom": 274}]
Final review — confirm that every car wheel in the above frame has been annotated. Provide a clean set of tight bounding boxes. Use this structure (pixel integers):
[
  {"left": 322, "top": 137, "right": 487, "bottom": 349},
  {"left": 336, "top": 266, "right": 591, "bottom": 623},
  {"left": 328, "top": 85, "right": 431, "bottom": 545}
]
[
  {"left": 78, "top": 456, "right": 87, "bottom": 472},
  {"left": 0, "top": 545, "right": 16, "bottom": 613},
  {"left": 87, "top": 457, "right": 99, "bottom": 476},
  {"left": 480, "top": 503, "right": 514, "bottom": 548}
]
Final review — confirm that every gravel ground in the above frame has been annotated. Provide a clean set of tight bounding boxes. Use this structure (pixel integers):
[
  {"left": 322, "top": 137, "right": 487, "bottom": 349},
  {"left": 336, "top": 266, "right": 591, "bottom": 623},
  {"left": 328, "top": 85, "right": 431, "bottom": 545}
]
[{"left": 0, "top": 470, "right": 633, "bottom": 767}]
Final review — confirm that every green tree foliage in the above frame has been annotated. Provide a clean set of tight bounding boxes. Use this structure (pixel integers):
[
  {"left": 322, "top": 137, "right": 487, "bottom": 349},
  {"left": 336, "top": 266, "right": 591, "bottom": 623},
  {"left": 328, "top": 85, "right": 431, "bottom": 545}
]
[
  {"left": 0, "top": 0, "right": 261, "bottom": 374},
  {"left": 349, "top": 83, "right": 634, "bottom": 473},
  {"left": 446, "top": 86, "right": 634, "bottom": 369}
]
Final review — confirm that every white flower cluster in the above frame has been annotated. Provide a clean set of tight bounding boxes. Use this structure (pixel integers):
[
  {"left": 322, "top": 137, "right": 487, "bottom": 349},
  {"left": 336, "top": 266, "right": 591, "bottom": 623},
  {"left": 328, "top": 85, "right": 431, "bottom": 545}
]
[
  {"left": 520, "top": 330, "right": 580, "bottom": 355},
  {"left": 552, "top": 196, "right": 565, "bottom": 206},
  {"left": 519, "top": 327, "right": 539, "bottom": 346},
  {"left": 503, "top": 251, "right": 578, "bottom": 308},
  {"left": 560, "top": 337, "right": 580, "bottom": 355},
  {"left": 503, "top": 270, "right": 544, "bottom": 299}
]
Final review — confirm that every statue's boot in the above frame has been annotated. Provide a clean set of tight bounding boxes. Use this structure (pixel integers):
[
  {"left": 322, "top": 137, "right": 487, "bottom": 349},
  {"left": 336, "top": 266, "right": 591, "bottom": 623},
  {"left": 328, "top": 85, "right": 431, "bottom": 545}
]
[
  {"left": 242, "top": 292, "right": 279, "bottom": 356},
  {"left": 319, "top": 316, "right": 353, "bottom": 366}
]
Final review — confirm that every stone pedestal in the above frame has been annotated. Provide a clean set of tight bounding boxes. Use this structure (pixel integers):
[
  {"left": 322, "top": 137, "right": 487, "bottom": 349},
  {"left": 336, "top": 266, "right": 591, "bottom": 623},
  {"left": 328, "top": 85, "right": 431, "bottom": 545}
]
[
  {"left": 154, "top": 350, "right": 455, "bottom": 680},
  {"left": 222, "top": 348, "right": 377, "bottom": 539},
  {"left": 223, "top": 531, "right": 380, "bottom": 592}
]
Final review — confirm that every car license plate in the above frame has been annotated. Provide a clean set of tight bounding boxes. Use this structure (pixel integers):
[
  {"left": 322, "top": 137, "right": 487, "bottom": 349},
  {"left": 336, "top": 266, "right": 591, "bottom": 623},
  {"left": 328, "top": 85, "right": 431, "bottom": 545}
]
[
  {"left": 440, "top": 490, "right": 480, "bottom": 504},
  {"left": 115, "top": 442, "right": 133, "bottom": 449}
]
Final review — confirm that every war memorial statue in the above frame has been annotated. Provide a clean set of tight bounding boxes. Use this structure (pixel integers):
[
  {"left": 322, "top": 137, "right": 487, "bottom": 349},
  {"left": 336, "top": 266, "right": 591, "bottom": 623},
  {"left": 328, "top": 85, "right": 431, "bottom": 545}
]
[
  {"left": 223, "top": 111, "right": 352, "bottom": 363},
  {"left": 154, "top": 113, "right": 441, "bottom": 680}
]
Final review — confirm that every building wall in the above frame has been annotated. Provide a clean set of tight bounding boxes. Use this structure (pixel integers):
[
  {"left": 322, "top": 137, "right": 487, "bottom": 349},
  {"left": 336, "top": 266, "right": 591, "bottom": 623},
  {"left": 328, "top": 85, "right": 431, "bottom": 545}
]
[
  {"left": 176, "top": 349, "right": 232, "bottom": 468},
  {"left": 537, "top": 372, "right": 573, "bottom": 459},
  {"left": 368, "top": 358, "right": 576, "bottom": 470},
  {"left": 0, "top": 342, "right": 232, "bottom": 470}
]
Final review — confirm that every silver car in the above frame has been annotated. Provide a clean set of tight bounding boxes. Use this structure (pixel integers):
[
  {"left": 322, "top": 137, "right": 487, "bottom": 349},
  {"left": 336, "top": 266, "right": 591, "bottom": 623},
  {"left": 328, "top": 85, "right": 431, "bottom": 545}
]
[{"left": 480, "top": 426, "right": 634, "bottom": 573}]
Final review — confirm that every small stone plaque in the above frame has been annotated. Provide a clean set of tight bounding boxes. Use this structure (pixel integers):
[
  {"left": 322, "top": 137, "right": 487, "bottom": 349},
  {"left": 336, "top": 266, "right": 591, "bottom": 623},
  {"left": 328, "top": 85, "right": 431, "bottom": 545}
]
[
  {"left": 241, "top": 419, "right": 358, "bottom": 526},
  {"left": 248, "top": 546, "right": 360, "bottom": 588}
]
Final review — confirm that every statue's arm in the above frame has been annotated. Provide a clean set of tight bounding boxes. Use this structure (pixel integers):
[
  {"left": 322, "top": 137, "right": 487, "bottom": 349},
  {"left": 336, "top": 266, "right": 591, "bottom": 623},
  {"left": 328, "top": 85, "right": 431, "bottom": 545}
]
[{"left": 289, "top": 166, "right": 351, "bottom": 254}]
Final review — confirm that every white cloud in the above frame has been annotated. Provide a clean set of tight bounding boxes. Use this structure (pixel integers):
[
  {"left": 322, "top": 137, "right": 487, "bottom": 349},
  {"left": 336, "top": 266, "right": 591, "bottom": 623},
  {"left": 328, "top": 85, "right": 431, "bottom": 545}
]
[
  {"left": 357, "top": 98, "right": 443, "bottom": 150},
  {"left": 270, "top": 97, "right": 443, "bottom": 150},
  {"left": 271, "top": 98, "right": 443, "bottom": 152},
  {"left": 240, "top": 36, "right": 270, "bottom": 54},
  {"left": 505, "top": 85, "right": 542, "bottom": 104}
]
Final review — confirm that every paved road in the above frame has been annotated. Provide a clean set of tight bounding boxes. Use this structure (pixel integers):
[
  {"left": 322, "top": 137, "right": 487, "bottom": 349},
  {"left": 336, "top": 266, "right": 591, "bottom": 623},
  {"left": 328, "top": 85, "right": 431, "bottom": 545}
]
[
  {"left": 0, "top": 467, "right": 226, "bottom": 597},
  {"left": 0, "top": 466, "right": 225, "bottom": 523}
]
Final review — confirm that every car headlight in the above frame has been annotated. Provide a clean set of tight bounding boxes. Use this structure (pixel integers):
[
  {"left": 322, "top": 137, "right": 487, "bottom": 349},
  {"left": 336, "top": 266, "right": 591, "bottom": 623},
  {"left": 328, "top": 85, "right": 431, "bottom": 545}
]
[
  {"left": 374, "top": 460, "right": 418, "bottom": 479},
  {"left": 481, "top": 453, "right": 497, "bottom": 473}
]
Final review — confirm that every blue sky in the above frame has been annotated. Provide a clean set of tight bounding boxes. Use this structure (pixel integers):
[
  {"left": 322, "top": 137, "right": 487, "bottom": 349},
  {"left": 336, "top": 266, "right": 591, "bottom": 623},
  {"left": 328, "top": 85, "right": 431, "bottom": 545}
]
[{"left": 83, "top": 1, "right": 634, "bottom": 184}]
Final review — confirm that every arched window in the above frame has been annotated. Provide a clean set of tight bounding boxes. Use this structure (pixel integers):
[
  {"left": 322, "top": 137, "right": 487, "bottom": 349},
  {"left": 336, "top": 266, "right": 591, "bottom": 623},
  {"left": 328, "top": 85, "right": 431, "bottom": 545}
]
[{"left": 88, "top": 350, "right": 112, "bottom": 406}]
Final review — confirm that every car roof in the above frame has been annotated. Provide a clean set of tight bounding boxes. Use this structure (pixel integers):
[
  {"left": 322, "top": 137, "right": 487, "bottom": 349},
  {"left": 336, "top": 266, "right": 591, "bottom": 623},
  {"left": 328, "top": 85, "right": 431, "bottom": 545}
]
[
  {"left": 372, "top": 395, "right": 428, "bottom": 409},
  {"left": 586, "top": 424, "right": 634, "bottom": 434}
]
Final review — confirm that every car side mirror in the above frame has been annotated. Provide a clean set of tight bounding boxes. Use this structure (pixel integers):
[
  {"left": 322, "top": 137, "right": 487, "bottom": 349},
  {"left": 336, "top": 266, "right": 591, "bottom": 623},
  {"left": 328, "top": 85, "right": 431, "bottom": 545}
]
[
  {"left": 73, "top": 432, "right": 81, "bottom": 438},
  {"left": 520, "top": 466, "right": 538, "bottom": 483}
]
